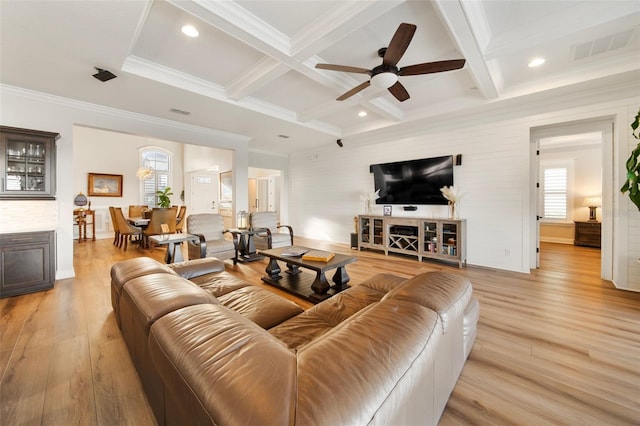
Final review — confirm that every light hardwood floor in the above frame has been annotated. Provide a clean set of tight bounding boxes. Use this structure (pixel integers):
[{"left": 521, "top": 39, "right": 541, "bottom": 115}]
[{"left": 1, "top": 237, "right": 639, "bottom": 425}]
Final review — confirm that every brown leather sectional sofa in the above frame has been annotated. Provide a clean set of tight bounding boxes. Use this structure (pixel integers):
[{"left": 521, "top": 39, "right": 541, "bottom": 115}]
[{"left": 111, "top": 256, "right": 479, "bottom": 425}]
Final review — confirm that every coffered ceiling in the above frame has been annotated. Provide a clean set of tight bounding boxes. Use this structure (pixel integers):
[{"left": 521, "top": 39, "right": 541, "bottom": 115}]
[{"left": 1, "top": 0, "right": 638, "bottom": 154}]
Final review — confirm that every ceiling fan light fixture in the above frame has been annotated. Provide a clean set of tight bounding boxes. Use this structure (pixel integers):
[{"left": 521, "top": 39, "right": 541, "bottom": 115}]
[{"left": 371, "top": 72, "right": 398, "bottom": 89}]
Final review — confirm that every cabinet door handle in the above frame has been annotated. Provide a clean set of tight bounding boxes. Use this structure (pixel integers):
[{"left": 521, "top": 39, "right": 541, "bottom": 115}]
[{"left": 10, "top": 237, "right": 34, "bottom": 242}]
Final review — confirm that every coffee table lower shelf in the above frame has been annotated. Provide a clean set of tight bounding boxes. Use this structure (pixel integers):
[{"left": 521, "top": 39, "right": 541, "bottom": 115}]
[{"left": 261, "top": 270, "right": 349, "bottom": 303}]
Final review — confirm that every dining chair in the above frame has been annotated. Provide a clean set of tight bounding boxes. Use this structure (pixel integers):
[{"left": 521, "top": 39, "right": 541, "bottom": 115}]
[
  {"left": 113, "top": 207, "right": 143, "bottom": 251},
  {"left": 128, "top": 205, "right": 148, "bottom": 218},
  {"left": 143, "top": 207, "right": 177, "bottom": 248},
  {"left": 108, "top": 206, "right": 122, "bottom": 246},
  {"left": 249, "top": 211, "right": 294, "bottom": 250},
  {"left": 175, "top": 205, "right": 187, "bottom": 233}
]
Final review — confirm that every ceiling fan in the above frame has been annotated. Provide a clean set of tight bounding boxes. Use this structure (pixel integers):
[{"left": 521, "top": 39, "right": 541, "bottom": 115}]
[{"left": 315, "top": 23, "right": 466, "bottom": 102}]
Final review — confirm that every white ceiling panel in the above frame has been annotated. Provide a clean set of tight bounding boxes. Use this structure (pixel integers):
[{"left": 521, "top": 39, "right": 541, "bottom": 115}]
[{"left": 1, "top": 0, "right": 638, "bottom": 155}]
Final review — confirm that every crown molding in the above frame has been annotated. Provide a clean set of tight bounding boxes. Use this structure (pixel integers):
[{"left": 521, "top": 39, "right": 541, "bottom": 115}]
[{"left": 0, "top": 84, "right": 251, "bottom": 143}]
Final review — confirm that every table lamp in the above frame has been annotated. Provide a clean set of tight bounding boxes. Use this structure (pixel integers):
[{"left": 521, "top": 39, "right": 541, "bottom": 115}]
[{"left": 582, "top": 196, "right": 601, "bottom": 222}]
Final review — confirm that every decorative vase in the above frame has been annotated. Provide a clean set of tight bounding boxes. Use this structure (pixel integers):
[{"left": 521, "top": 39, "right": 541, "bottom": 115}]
[{"left": 448, "top": 201, "right": 456, "bottom": 219}]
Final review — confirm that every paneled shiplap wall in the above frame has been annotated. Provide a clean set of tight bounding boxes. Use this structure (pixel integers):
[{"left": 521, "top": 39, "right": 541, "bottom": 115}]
[
  {"left": 289, "top": 99, "right": 640, "bottom": 289},
  {"left": 290, "top": 117, "right": 528, "bottom": 272}
]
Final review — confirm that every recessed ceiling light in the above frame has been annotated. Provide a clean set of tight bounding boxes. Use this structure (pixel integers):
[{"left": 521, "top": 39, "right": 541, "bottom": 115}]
[
  {"left": 528, "top": 57, "right": 545, "bottom": 67},
  {"left": 181, "top": 24, "right": 199, "bottom": 38},
  {"left": 358, "top": 111, "right": 367, "bottom": 117}
]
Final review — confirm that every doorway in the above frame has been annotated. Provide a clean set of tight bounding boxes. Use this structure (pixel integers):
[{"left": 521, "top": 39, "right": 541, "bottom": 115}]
[
  {"left": 530, "top": 118, "right": 613, "bottom": 280},
  {"left": 248, "top": 168, "right": 282, "bottom": 217}
]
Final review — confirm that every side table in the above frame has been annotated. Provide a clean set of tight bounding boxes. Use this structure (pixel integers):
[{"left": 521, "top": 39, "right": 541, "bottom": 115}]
[
  {"left": 574, "top": 221, "right": 601, "bottom": 248},
  {"left": 228, "top": 228, "right": 264, "bottom": 263},
  {"left": 149, "top": 233, "right": 200, "bottom": 264}
]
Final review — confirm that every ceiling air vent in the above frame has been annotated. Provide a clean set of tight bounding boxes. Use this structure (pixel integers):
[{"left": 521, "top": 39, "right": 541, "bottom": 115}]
[
  {"left": 170, "top": 108, "right": 191, "bottom": 116},
  {"left": 572, "top": 29, "right": 635, "bottom": 61}
]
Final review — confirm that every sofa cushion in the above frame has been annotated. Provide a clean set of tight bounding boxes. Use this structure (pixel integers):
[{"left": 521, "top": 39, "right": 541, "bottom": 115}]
[
  {"left": 295, "top": 298, "right": 441, "bottom": 426},
  {"left": 359, "top": 272, "right": 408, "bottom": 293},
  {"left": 168, "top": 257, "right": 225, "bottom": 280},
  {"left": 110, "top": 256, "right": 178, "bottom": 322},
  {"left": 384, "top": 271, "right": 472, "bottom": 334},
  {"left": 149, "top": 304, "right": 297, "bottom": 426},
  {"left": 216, "top": 286, "right": 303, "bottom": 329},
  {"left": 269, "top": 283, "right": 391, "bottom": 351},
  {"left": 189, "top": 271, "right": 251, "bottom": 297}
]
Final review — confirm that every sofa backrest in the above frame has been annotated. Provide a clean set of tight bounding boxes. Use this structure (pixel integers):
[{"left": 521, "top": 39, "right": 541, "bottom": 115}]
[
  {"left": 187, "top": 213, "right": 225, "bottom": 241},
  {"left": 295, "top": 298, "right": 441, "bottom": 425},
  {"left": 149, "top": 303, "right": 297, "bottom": 425},
  {"left": 249, "top": 211, "right": 279, "bottom": 232},
  {"left": 384, "top": 271, "right": 472, "bottom": 334}
]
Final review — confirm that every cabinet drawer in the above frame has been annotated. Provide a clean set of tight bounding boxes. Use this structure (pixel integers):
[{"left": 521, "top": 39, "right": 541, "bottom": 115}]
[{"left": 1, "top": 231, "right": 52, "bottom": 245}]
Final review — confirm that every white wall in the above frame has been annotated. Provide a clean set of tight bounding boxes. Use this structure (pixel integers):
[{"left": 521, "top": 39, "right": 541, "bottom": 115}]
[
  {"left": 287, "top": 92, "right": 640, "bottom": 290},
  {"left": 0, "top": 85, "right": 249, "bottom": 280}
]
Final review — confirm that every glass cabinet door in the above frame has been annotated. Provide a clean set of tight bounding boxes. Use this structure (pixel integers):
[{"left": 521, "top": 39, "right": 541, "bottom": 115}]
[
  {"left": 423, "top": 221, "right": 438, "bottom": 253},
  {"left": 360, "top": 217, "right": 371, "bottom": 243},
  {"left": 372, "top": 218, "right": 384, "bottom": 245},
  {"left": 5, "top": 139, "right": 47, "bottom": 192},
  {"left": 1, "top": 126, "right": 58, "bottom": 199},
  {"left": 440, "top": 221, "right": 458, "bottom": 256}
]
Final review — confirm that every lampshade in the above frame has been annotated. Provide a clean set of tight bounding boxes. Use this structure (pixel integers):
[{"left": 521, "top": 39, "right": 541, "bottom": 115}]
[
  {"left": 74, "top": 192, "right": 88, "bottom": 207},
  {"left": 582, "top": 196, "right": 602, "bottom": 207},
  {"left": 136, "top": 167, "right": 154, "bottom": 180},
  {"left": 370, "top": 72, "right": 398, "bottom": 89}
]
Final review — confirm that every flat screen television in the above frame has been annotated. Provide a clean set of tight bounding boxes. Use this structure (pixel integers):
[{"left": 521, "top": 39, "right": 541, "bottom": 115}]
[{"left": 370, "top": 155, "right": 454, "bottom": 205}]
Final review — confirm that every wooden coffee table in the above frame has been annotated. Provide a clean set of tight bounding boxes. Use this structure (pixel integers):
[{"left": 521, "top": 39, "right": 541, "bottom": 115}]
[{"left": 260, "top": 247, "right": 356, "bottom": 303}]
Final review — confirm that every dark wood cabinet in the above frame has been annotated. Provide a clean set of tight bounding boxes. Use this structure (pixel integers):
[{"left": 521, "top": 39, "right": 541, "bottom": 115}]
[
  {"left": 574, "top": 221, "right": 601, "bottom": 248},
  {"left": 0, "top": 231, "right": 55, "bottom": 298},
  {"left": 1, "top": 126, "right": 59, "bottom": 199}
]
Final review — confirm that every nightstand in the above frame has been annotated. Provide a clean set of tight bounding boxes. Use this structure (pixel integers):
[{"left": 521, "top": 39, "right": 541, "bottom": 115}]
[{"left": 574, "top": 221, "right": 601, "bottom": 248}]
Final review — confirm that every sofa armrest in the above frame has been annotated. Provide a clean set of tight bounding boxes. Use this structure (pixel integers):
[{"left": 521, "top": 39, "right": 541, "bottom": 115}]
[
  {"left": 276, "top": 225, "right": 294, "bottom": 245},
  {"left": 253, "top": 227, "right": 273, "bottom": 248},
  {"left": 169, "top": 257, "right": 226, "bottom": 279},
  {"left": 187, "top": 233, "right": 207, "bottom": 260}
]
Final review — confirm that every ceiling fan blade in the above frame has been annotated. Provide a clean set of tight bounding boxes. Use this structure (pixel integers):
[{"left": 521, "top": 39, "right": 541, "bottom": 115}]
[
  {"left": 398, "top": 59, "right": 466, "bottom": 76},
  {"left": 383, "top": 23, "right": 417, "bottom": 67},
  {"left": 336, "top": 80, "right": 371, "bottom": 101},
  {"left": 316, "top": 63, "right": 371, "bottom": 74},
  {"left": 388, "top": 81, "right": 410, "bottom": 102}
]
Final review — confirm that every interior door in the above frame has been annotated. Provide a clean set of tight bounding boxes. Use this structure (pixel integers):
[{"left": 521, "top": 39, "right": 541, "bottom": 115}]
[
  {"left": 248, "top": 178, "right": 257, "bottom": 213},
  {"left": 257, "top": 177, "right": 269, "bottom": 211},
  {"left": 190, "top": 172, "right": 218, "bottom": 214}
]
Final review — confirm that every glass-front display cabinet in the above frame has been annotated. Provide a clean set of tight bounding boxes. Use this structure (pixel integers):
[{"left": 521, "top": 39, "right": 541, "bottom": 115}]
[{"left": 0, "top": 126, "right": 59, "bottom": 199}]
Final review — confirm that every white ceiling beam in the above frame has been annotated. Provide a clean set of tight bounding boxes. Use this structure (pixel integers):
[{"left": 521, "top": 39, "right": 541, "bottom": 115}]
[
  {"left": 432, "top": 0, "right": 498, "bottom": 99},
  {"left": 225, "top": 57, "right": 290, "bottom": 101},
  {"left": 169, "top": 0, "right": 406, "bottom": 127},
  {"left": 290, "top": 0, "right": 404, "bottom": 59}
]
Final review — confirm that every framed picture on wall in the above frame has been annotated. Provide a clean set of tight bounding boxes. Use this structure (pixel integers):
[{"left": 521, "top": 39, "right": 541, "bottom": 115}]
[
  {"left": 383, "top": 205, "right": 392, "bottom": 216},
  {"left": 88, "top": 173, "right": 123, "bottom": 197}
]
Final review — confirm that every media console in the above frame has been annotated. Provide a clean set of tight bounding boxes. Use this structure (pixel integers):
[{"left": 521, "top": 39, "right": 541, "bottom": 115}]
[{"left": 358, "top": 215, "right": 466, "bottom": 268}]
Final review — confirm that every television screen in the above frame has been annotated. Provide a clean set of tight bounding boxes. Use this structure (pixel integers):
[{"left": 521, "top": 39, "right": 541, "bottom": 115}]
[{"left": 370, "top": 155, "right": 454, "bottom": 205}]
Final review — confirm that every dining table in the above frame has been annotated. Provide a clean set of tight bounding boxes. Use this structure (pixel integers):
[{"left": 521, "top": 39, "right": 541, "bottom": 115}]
[{"left": 127, "top": 216, "right": 150, "bottom": 227}]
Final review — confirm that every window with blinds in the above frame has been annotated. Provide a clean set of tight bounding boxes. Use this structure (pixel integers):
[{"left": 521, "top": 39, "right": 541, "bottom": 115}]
[
  {"left": 140, "top": 149, "right": 171, "bottom": 207},
  {"left": 543, "top": 167, "right": 567, "bottom": 220}
]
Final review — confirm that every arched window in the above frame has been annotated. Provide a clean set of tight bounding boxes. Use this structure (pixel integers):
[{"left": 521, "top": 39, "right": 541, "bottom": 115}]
[{"left": 139, "top": 147, "right": 171, "bottom": 207}]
